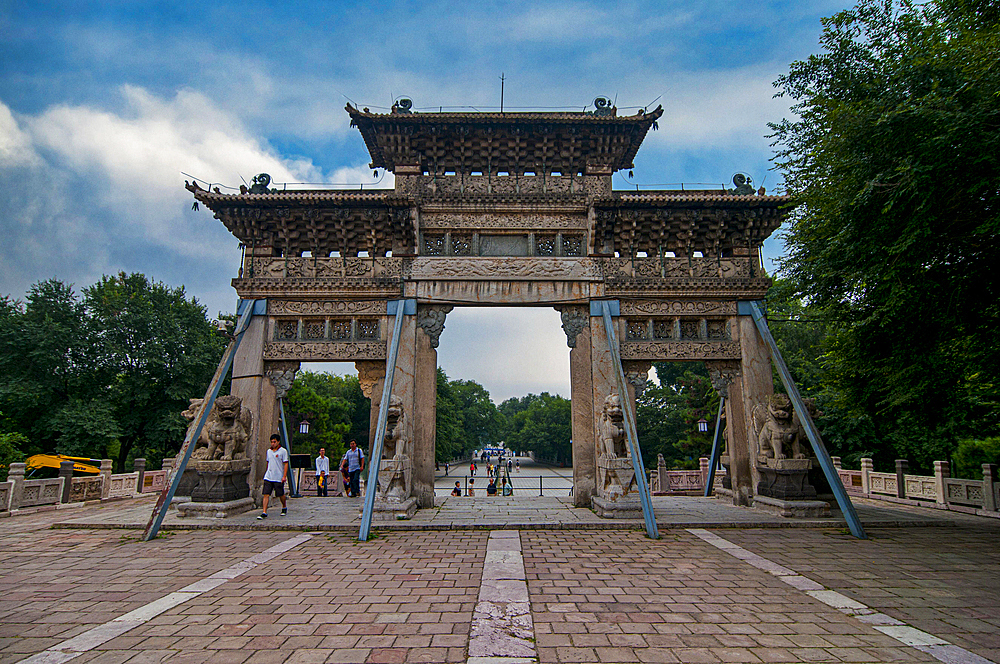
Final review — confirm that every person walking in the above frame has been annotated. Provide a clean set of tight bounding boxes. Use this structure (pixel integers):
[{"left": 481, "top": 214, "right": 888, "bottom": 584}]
[
  {"left": 315, "top": 448, "right": 330, "bottom": 497},
  {"left": 342, "top": 439, "right": 365, "bottom": 497},
  {"left": 258, "top": 434, "right": 289, "bottom": 519}
]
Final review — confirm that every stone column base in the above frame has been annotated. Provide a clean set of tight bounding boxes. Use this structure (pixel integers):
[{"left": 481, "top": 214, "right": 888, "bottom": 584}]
[
  {"left": 591, "top": 496, "right": 643, "bottom": 519},
  {"left": 753, "top": 495, "right": 830, "bottom": 518},
  {"left": 371, "top": 496, "right": 418, "bottom": 520},
  {"left": 176, "top": 497, "right": 255, "bottom": 519},
  {"left": 756, "top": 458, "right": 817, "bottom": 500}
]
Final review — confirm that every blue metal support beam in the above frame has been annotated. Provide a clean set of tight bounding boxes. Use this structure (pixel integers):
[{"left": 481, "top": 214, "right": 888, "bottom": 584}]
[
  {"left": 358, "top": 300, "right": 411, "bottom": 541},
  {"left": 598, "top": 300, "right": 659, "bottom": 539},
  {"left": 704, "top": 396, "right": 726, "bottom": 497},
  {"left": 142, "top": 300, "right": 262, "bottom": 541},
  {"left": 745, "top": 300, "right": 867, "bottom": 539}
]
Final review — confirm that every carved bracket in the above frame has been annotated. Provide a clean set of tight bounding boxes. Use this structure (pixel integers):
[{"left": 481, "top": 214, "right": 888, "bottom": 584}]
[
  {"left": 555, "top": 305, "right": 588, "bottom": 348},
  {"left": 355, "top": 361, "right": 386, "bottom": 399},
  {"left": 265, "top": 361, "right": 300, "bottom": 399},
  {"left": 416, "top": 305, "right": 454, "bottom": 349},
  {"left": 623, "top": 361, "right": 652, "bottom": 398},
  {"left": 705, "top": 360, "right": 741, "bottom": 398}
]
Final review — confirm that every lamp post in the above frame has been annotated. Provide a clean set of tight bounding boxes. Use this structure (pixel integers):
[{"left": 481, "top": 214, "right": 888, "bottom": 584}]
[
  {"left": 697, "top": 418, "right": 709, "bottom": 433},
  {"left": 299, "top": 420, "right": 310, "bottom": 435}
]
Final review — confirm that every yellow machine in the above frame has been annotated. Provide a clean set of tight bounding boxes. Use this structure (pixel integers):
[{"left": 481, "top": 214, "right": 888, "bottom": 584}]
[{"left": 25, "top": 454, "right": 101, "bottom": 476}]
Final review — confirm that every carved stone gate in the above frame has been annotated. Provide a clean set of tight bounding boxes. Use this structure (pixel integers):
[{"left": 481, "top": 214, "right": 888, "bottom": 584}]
[{"left": 188, "top": 100, "right": 790, "bottom": 514}]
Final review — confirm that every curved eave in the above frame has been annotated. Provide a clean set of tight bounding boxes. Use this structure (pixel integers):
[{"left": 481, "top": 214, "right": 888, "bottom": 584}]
[{"left": 186, "top": 182, "right": 410, "bottom": 210}]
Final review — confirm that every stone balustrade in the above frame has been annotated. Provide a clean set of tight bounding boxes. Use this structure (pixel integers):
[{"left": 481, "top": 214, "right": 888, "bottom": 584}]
[
  {"left": 832, "top": 456, "right": 999, "bottom": 518},
  {"left": 2, "top": 457, "right": 160, "bottom": 513},
  {"left": 650, "top": 457, "right": 711, "bottom": 494}
]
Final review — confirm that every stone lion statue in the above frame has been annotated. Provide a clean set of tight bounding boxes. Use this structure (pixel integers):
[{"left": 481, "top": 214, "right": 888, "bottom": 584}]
[
  {"left": 382, "top": 394, "right": 408, "bottom": 459},
  {"left": 751, "top": 394, "right": 819, "bottom": 461},
  {"left": 597, "top": 393, "right": 627, "bottom": 459},
  {"left": 182, "top": 395, "right": 253, "bottom": 461}
]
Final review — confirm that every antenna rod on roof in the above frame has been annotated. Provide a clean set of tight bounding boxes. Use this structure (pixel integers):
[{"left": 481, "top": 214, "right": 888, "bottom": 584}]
[{"left": 500, "top": 72, "right": 505, "bottom": 114}]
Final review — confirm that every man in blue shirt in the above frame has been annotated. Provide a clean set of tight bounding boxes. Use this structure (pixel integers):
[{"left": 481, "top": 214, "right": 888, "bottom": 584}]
[{"left": 341, "top": 439, "right": 365, "bottom": 497}]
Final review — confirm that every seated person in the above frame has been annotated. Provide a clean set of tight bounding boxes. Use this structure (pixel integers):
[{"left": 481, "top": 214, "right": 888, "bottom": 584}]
[
  {"left": 451, "top": 481, "right": 461, "bottom": 496},
  {"left": 502, "top": 478, "right": 513, "bottom": 496},
  {"left": 467, "top": 478, "right": 475, "bottom": 496},
  {"left": 487, "top": 479, "right": 497, "bottom": 495}
]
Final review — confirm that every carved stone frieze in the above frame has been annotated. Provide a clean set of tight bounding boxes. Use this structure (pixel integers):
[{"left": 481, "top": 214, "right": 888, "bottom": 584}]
[
  {"left": 268, "top": 300, "right": 388, "bottom": 316},
  {"left": 263, "top": 341, "right": 387, "bottom": 361},
  {"left": 555, "top": 305, "right": 589, "bottom": 348},
  {"left": 624, "top": 361, "right": 652, "bottom": 398},
  {"left": 420, "top": 212, "right": 587, "bottom": 230},
  {"left": 604, "top": 258, "right": 754, "bottom": 280},
  {"left": 416, "top": 305, "right": 454, "bottom": 348},
  {"left": 248, "top": 257, "right": 404, "bottom": 281},
  {"left": 619, "top": 300, "right": 737, "bottom": 316},
  {"left": 355, "top": 361, "right": 385, "bottom": 399},
  {"left": 704, "top": 360, "right": 742, "bottom": 398},
  {"left": 619, "top": 341, "right": 742, "bottom": 361},
  {"left": 264, "top": 361, "right": 300, "bottom": 399},
  {"left": 408, "top": 257, "right": 603, "bottom": 280}
]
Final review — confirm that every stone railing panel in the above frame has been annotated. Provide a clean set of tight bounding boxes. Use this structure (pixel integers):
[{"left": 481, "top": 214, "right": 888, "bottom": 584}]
[
  {"left": 944, "top": 478, "right": 984, "bottom": 507},
  {"left": 0, "top": 481, "right": 11, "bottom": 511},
  {"left": 838, "top": 469, "right": 863, "bottom": 491},
  {"left": 868, "top": 472, "right": 897, "bottom": 496},
  {"left": 904, "top": 474, "right": 937, "bottom": 502},
  {"left": 665, "top": 470, "right": 704, "bottom": 492},
  {"left": 141, "top": 470, "right": 167, "bottom": 493},
  {"left": 20, "top": 478, "right": 64, "bottom": 508},
  {"left": 70, "top": 476, "right": 104, "bottom": 503},
  {"left": 107, "top": 472, "right": 139, "bottom": 498}
]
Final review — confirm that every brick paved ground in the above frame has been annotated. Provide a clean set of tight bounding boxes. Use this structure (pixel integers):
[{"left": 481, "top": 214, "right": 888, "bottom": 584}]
[
  {"left": 723, "top": 526, "right": 1000, "bottom": 663},
  {"left": 2, "top": 500, "right": 999, "bottom": 663}
]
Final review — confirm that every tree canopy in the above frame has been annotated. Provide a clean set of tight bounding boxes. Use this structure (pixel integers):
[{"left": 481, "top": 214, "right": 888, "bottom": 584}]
[{"left": 770, "top": 0, "right": 1000, "bottom": 468}]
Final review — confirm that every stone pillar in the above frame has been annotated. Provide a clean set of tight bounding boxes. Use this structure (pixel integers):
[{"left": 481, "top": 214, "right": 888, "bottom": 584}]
[
  {"left": 700, "top": 457, "right": 711, "bottom": 489},
  {"left": 134, "top": 458, "right": 146, "bottom": 494},
  {"left": 59, "top": 460, "right": 75, "bottom": 503},
  {"left": 831, "top": 457, "right": 841, "bottom": 469},
  {"left": 99, "top": 459, "right": 113, "bottom": 500},
  {"left": 981, "top": 464, "right": 997, "bottom": 512},
  {"left": 8, "top": 462, "right": 26, "bottom": 510},
  {"left": 895, "top": 459, "right": 908, "bottom": 499},
  {"left": 162, "top": 458, "right": 174, "bottom": 472},
  {"left": 706, "top": 360, "right": 740, "bottom": 497},
  {"left": 414, "top": 305, "right": 452, "bottom": 508},
  {"left": 231, "top": 313, "right": 279, "bottom": 506},
  {"left": 357, "top": 361, "right": 385, "bottom": 453},
  {"left": 561, "top": 306, "right": 595, "bottom": 507},
  {"left": 737, "top": 316, "right": 773, "bottom": 504},
  {"left": 934, "top": 460, "right": 950, "bottom": 504},
  {"left": 657, "top": 454, "right": 667, "bottom": 493},
  {"left": 861, "top": 458, "right": 873, "bottom": 494}
]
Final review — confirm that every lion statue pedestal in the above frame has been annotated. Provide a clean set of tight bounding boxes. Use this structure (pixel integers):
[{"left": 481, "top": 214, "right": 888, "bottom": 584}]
[
  {"left": 174, "top": 395, "right": 255, "bottom": 519},
  {"left": 591, "top": 393, "right": 642, "bottom": 519},
  {"left": 370, "top": 395, "right": 417, "bottom": 521}
]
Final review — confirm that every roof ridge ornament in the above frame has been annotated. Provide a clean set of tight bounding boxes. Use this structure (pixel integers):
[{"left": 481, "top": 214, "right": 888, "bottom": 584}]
[
  {"left": 590, "top": 97, "right": 616, "bottom": 117},
  {"left": 392, "top": 98, "right": 413, "bottom": 114},
  {"left": 249, "top": 173, "right": 275, "bottom": 195}
]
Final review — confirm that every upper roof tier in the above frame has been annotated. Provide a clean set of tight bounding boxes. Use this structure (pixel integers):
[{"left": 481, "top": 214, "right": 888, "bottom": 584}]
[{"left": 346, "top": 103, "right": 664, "bottom": 174}]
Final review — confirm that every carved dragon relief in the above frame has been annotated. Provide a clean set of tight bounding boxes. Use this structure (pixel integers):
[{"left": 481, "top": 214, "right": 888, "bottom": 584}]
[{"left": 263, "top": 341, "right": 387, "bottom": 361}]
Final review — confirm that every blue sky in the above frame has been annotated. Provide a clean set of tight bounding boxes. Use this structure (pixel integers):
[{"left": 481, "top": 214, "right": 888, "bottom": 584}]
[{"left": 0, "top": 0, "right": 848, "bottom": 402}]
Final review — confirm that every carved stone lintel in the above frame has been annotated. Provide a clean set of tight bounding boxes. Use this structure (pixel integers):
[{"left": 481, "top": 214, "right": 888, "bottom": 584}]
[
  {"left": 705, "top": 360, "right": 741, "bottom": 398},
  {"left": 263, "top": 341, "right": 386, "bottom": 361},
  {"left": 620, "top": 341, "right": 741, "bottom": 360},
  {"left": 555, "top": 305, "right": 588, "bottom": 348},
  {"left": 623, "top": 361, "right": 652, "bottom": 398},
  {"left": 355, "top": 361, "right": 385, "bottom": 399},
  {"left": 265, "top": 361, "right": 300, "bottom": 399},
  {"left": 416, "top": 305, "right": 454, "bottom": 348}
]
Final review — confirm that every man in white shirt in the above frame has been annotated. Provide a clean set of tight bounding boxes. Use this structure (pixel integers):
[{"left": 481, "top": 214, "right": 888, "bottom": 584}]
[
  {"left": 315, "top": 448, "right": 330, "bottom": 497},
  {"left": 258, "top": 434, "right": 289, "bottom": 519}
]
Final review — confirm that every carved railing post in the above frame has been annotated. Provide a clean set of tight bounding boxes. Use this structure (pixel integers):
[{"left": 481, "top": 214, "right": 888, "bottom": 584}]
[
  {"left": 59, "top": 460, "right": 75, "bottom": 504},
  {"left": 416, "top": 304, "right": 454, "bottom": 348},
  {"left": 134, "top": 458, "right": 146, "bottom": 495},
  {"left": 99, "top": 459, "right": 113, "bottom": 500},
  {"left": 8, "top": 462, "right": 26, "bottom": 510},
  {"left": 982, "top": 464, "right": 997, "bottom": 512},
  {"left": 831, "top": 456, "right": 841, "bottom": 469},
  {"left": 861, "top": 458, "right": 873, "bottom": 495},
  {"left": 934, "top": 460, "right": 950, "bottom": 505},
  {"left": 895, "top": 459, "right": 908, "bottom": 499}
]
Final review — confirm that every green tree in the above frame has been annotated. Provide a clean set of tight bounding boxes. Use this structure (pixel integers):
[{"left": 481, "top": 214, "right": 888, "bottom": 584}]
[
  {"left": 285, "top": 371, "right": 354, "bottom": 460},
  {"left": 84, "top": 273, "right": 226, "bottom": 470},
  {"left": 504, "top": 393, "right": 572, "bottom": 465},
  {"left": 770, "top": 0, "right": 1000, "bottom": 469},
  {"left": 0, "top": 431, "right": 27, "bottom": 481},
  {"left": 637, "top": 363, "right": 718, "bottom": 470},
  {"left": 434, "top": 369, "right": 503, "bottom": 462}
]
